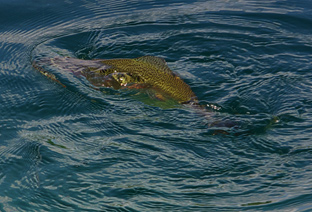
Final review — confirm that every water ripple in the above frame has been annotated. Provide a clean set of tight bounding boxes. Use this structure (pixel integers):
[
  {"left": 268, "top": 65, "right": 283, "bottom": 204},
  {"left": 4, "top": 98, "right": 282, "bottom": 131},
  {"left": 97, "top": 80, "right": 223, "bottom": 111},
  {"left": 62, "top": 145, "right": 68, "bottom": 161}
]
[{"left": 1, "top": 0, "right": 312, "bottom": 211}]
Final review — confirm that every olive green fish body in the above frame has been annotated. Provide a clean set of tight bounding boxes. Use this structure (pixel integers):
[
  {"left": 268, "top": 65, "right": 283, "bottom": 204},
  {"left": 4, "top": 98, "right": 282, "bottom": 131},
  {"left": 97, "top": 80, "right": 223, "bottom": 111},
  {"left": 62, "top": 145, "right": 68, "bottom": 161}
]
[
  {"left": 33, "top": 56, "right": 197, "bottom": 103},
  {"left": 32, "top": 56, "right": 242, "bottom": 133},
  {"left": 97, "top": 56, "right": 197, "bottom": 103}
]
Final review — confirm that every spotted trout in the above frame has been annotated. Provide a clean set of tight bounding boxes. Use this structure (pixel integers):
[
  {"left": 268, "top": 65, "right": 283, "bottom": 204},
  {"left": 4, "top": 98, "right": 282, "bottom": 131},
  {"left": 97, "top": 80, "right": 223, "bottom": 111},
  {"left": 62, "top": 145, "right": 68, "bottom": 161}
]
[
  {"left": 32, "top": 56, "right": 198, "bottom": 104},
  {"left": 32, "top": 55, "right": 241, "bottom": 134}
]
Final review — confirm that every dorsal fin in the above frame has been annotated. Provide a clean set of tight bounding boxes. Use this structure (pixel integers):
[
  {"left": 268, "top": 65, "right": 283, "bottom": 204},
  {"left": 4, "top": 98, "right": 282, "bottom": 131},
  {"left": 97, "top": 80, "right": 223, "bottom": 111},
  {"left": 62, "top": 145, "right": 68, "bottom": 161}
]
[{"left": 135, "top": 56, "right": 173, "bottom": 74}]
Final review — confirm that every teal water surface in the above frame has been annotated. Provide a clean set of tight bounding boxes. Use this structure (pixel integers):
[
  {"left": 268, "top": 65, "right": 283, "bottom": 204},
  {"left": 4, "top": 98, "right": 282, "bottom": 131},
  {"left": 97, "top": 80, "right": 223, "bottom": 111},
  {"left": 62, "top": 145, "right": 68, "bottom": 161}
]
[{"left": 1, "top": 0, "right": 312, "bottom": 211}]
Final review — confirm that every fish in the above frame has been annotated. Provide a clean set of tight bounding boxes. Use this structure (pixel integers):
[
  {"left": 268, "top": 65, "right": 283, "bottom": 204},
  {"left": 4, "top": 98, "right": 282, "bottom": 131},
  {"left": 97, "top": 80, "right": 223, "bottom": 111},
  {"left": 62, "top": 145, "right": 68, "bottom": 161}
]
[
  {"left": 32, "top": 56, "right": 198, "bottom": 104},
  {"left": 32, "top": 55, "right": 239, "bottom": 134}
]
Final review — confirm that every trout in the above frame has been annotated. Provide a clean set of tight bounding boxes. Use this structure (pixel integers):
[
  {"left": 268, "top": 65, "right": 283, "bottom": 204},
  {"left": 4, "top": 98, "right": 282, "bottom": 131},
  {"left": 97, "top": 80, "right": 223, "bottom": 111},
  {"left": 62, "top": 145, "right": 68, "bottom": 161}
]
[
  {"left": 33, "top": 56, "right": 198, "bottom": 104},
  {"left": 33, "top": 55, "right": 240, "bottom": 134}
]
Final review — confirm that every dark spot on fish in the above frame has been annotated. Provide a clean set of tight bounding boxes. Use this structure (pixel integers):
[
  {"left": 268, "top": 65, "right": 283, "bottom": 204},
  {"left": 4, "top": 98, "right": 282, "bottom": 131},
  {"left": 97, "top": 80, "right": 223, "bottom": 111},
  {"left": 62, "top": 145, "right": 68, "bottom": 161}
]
[{"left": 100, "top": 69, "right": 108, "bottom": 74}]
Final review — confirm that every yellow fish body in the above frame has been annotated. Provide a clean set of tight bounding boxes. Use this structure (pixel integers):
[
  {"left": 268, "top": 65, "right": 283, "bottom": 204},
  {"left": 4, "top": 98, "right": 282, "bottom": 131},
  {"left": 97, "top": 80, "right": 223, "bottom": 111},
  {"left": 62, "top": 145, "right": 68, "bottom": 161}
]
[
  {"left": 34, "top": 56, "right": 198, "bottom": 104},
  {"left": 33, "top": 56, "right": 242, "bottom": 133}
]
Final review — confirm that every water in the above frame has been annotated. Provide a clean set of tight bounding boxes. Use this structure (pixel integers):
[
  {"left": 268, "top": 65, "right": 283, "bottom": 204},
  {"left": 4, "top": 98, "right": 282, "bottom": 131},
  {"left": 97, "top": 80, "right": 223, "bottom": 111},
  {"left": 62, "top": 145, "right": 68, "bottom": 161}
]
[{"left": 1, "top": 0, "right": 312, "bottom": 211}]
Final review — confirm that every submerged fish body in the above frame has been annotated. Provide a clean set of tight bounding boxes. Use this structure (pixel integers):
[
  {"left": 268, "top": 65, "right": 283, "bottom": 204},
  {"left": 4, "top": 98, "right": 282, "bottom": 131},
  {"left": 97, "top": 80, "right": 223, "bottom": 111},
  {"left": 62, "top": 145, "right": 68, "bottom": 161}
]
[
  {"left": 33, "top": 55, "right": 242, "bottom": 133},
  {"left": 34, "top": 56, "right": 198, "bottom": 104}
]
